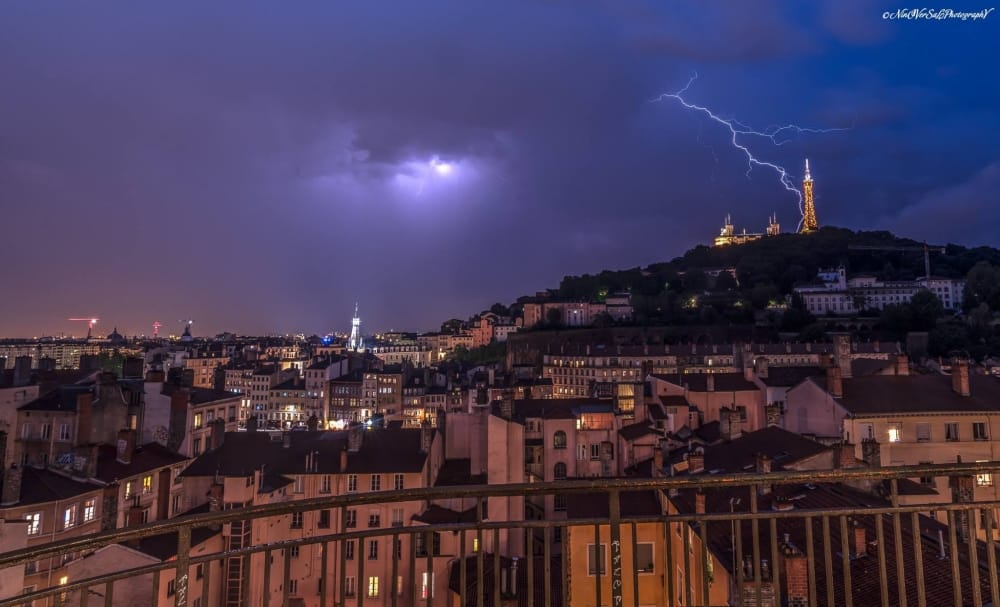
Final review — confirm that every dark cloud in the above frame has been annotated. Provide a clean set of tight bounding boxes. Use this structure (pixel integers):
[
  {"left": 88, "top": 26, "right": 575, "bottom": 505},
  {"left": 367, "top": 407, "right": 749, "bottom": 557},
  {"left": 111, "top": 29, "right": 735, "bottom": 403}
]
[{"left": 885, "top": 162, "right": 1000, "bottom": 247}]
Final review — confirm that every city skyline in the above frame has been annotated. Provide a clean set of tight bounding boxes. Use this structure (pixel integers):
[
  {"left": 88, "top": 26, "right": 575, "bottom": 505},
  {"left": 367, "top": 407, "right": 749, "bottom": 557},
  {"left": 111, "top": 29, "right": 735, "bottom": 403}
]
[{"left": 2, "top": 2, "right": 998, "bottom": 336}]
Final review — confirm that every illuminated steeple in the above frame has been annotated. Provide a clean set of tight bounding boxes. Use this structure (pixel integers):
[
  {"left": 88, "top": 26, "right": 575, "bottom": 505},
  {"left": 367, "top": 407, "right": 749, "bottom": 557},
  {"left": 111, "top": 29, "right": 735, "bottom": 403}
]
[
  {"left": 349, "top": 303, "right": 364, "bottom": 352},
  {"left": 800, "top": 159, "right": 818, "bottom": 233}
]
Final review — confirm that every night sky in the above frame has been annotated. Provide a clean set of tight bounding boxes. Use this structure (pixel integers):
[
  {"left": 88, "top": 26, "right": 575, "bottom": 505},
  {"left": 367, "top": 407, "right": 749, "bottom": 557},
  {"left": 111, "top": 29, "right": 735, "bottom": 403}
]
[{"left": 2, "top": 2, "right": 998, "bottom": 337}]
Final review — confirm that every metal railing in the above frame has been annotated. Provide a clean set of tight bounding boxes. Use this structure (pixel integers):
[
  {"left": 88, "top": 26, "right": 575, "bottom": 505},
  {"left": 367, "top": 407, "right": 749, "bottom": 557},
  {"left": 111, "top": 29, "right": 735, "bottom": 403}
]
[{"left": 2, "top": 462, "right": 999, "bottom": 607}]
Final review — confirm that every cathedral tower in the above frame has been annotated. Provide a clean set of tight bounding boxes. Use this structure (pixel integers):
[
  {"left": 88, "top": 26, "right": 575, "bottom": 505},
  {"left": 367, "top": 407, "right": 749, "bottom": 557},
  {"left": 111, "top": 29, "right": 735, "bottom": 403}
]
[{"left": 800, "top": 159, "right": 818, "bottom": 233}]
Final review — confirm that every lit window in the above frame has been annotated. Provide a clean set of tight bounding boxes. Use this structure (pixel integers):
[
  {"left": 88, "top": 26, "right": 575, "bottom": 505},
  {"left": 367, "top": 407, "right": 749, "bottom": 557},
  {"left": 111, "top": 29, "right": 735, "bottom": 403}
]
[
  {"left": 83, "top": 499, "right": 96, "bottom": 522},
  {"left": 887, "top": 424, "right": 901, "bottom": 443},
  {"left": 26, "top": 513, "right": 41, "bottom": 536},
  {"left": 977, "top": 461, "right": 994, "bottom": 487},
  {"left": 421, "top": 572, "right": 435, "bottom": 599},
  {"left": 142, "top": 476, "right": 152, "bottom": 495},
  {"left": 124, "top": 481, "right": 134, "bottom": 499},
  {"left": 368, "top": 576, "right": 379, "bottom": 598},
  {"left": 63, "top": 505, "right": 77, "bottom": 530}
]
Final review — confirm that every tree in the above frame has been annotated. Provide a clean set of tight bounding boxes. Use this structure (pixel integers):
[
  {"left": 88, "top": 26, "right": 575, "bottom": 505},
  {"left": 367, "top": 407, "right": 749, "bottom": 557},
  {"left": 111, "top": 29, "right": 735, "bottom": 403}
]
[
  {"left": 545, "top": 308, "right": 563, "bottom": 327},
  {"left": 964, "top": 262, "right": 1000, "bottom": 310},
  {"left": 440, "top": 319, "right": 464, "bottom": 334},
  {"left": 909, "top": 290, "right": 944, "bottom": 331},
  {"left": 489, "top": 303, "right": 511, "bottom": 317},
  {"left": 712, "top": 271, "right": 738, "bottom": 292}
]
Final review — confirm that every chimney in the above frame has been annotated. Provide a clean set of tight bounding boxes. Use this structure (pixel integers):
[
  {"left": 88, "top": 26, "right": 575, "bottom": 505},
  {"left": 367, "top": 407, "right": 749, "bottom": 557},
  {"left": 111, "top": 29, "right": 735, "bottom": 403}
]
[
  {"left": 951, "top": 359, "right": 970, "bottom": 397},
  {"left": 895, "top": 353, "right": 910, "bottom": 376},
  {"left": 783, "top": 546, "right": 808, "bottom": 607},
  {"left": 348, "top": 424, "right": 363, "bottom": 452},
  {"left": 861, "top": 438, "right": 881, "bottom": 468},
  {"left": 826, "top": 366, "right": 843, "bottom": 398},
  {"left": 688, "top": 447, "right": 705, "bottom": 474},
  {"left": 488, "top": 368, "right": 495, "bottom": 386},
  {"left": 122, "top": 357, "right": 143, "bottom": 379},
  {"left": 756, "top": 453, "right": 772, "bottom": 495},
  {"left": 833, "top": 334, "right": 853, "bottom": 379},
  {"left": 853, "top": 521, "right": 867, "bottom": 558},
  {"left": 340, "top": 448, "right": 348, "bottom": 473},
  {"left": 653, "top": 446, "right": 664, "bottom": 477},
  {"left": 76, "top": 391, "right": 94, "bottom": 446},
  {"left": 764, "top": 403, "right": 781, "bottom": 428},
  {"left": 756, "top": 357, "right": 769, "bottom": 379},
  {"left": 684, "top": 406, "right": 699, "bottom": 429},
  {"left": 282, "top": 431, "right": 292, "bottom": 449},
  {"left": 695, "top": 491, "right": 706, "bottom": 515},
  {"left": 509, "top": 557, "right": 518, "bottom": 597},
  {"left": 1, "top": 464, "right": 23, "bottom": 506},
  {"left": 706, "top": 373, "right": 715, "bottom": 392},
  {"left": 420, "top": 425, "right": 434, "bottom": 453},
  {"left": 100, "top": 483, "right": 119, "bottom": 532},
  {"left": 720, "top": 408, "right": 742, "bottom": 441},
  {"left": 12, "top": 356, "right": 31, "bottom": 387},
  {"left": 168, "top": 389, "right": 189, "bottom": 451},
  {"left": 834, "top": 441, "right": 857, "bottom": 469},
  {"left": 116, "top": 429, "right": 135, "bottom": 465},
  {"left": 210, "top": 419, "right": 225, "bottom": 451}
]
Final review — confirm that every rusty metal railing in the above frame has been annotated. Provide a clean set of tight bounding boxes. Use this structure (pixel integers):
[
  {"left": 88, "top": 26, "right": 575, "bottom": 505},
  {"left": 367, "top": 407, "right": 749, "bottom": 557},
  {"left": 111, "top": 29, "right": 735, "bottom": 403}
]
[{"left": 2, "top": 462, "right": 999, "bottom": 607}]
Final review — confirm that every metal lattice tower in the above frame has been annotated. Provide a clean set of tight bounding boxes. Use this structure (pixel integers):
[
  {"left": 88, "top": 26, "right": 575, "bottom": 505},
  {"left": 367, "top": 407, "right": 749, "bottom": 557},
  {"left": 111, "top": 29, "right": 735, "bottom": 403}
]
[{"left": 800, "top": 158, "right": 818, "bottom": 233}]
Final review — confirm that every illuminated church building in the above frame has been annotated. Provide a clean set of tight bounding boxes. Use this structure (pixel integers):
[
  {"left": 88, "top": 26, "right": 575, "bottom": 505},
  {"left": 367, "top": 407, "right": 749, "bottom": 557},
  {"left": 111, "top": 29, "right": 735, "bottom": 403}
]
[{"left": 712, "top": 159, "right": 817, "bottom": 246}]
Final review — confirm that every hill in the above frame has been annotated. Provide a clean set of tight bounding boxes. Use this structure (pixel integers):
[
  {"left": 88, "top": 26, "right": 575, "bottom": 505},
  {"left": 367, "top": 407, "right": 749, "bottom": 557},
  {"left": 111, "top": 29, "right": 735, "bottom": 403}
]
[{"left": 506, "top": 227, "right": 1000, "bottom": 359}]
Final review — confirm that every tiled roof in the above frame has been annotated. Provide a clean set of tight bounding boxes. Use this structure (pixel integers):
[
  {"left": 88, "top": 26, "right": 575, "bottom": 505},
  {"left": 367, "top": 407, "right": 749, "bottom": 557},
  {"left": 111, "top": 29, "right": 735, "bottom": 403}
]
[
  {"left": 698, "top": 427, "right": 827, "bottom": 474},
  {"left": 837, "top": 374, "right": 1000, "bottom": 415},
  {"left": 96, "top": 443, "right": 189, "bottom": 483},
  {"left": 435, "top": 459, "right": 487, "bottom": 486},
  {"left": 618, "top": 422, "right": 660, "bottom": 441},
  {"left": 18, "top": 386, "right": 91, "bottom": 412},
  {"left": 132, "top": 527, "right": 220, "bottom": 560},
  {"left": 757, "top": 366, "right": 822, "bottom": 387},
  {"left": 413, "top": 504, "right": 477, "bottom": 525},
  {"left": 652, "top": 372, "right": 759, "bottom": 393},
  {"left": 16, "top": 467, "right": 102, "bottom": 506},
  {"left": 180, "top": 428, "right": 431, "bottom": 478},
  {"left": 670, "top": 482, "right": 992, "bottom": 607}
]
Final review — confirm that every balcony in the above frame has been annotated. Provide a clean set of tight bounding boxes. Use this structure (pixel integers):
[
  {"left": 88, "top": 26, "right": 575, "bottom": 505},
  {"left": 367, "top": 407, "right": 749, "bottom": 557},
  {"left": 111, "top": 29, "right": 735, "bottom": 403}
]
[{"left": 1, "top": 463, "right": 999, "bottom": 607}]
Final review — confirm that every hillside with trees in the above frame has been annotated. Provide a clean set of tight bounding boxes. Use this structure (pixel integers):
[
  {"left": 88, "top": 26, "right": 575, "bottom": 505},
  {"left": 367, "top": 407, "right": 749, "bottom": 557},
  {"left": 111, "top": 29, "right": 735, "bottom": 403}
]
[{"left": 512, "top": 227, "right": 1000, "bottom": 359}]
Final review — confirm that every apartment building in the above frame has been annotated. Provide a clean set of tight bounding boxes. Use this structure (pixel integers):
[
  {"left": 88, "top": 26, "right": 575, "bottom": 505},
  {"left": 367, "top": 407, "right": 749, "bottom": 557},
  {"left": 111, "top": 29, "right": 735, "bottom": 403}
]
[
  {"left": 178, "top": 424, "right": 445, "bottom": 606},
  {"left": 785, "top": 359, "right": 1000, "bottom": 531},
  {"left": 183, "top": 354, "right": 230, "bottom": 389}
]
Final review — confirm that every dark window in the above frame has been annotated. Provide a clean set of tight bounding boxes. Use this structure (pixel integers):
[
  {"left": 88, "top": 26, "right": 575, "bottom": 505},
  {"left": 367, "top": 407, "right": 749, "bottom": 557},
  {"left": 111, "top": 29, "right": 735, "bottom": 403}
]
[
  {"left": 318, "top": 510, "right": 330, "bottom": 529},
  {"left": 554, "top": 462, "right": 567, "bottom": 480},
  {"left": 553, "top": 431, "right": 567, "bottom": 449}
]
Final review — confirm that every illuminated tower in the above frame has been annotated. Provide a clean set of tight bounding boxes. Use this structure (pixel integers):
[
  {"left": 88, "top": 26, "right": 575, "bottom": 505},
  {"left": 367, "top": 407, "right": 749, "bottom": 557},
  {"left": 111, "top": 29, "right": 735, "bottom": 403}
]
[
  {"left": 800, "top": 159, "right": 818, "bottom": 233},
  {"left": 348, "top": 303, "right": 364, "bottom": 352}
]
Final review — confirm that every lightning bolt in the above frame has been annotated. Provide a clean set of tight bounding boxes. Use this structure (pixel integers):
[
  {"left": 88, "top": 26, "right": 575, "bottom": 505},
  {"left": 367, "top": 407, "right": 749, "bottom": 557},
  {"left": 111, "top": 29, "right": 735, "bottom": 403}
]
[{"left": 652, "top": 72, "right": 849, "bottom": 231}]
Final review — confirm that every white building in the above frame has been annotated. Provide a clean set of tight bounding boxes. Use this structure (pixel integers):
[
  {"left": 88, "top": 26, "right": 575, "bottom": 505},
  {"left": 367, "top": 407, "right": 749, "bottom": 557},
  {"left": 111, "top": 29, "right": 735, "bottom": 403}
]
[{"left": 795, "top": 267, "right": 965, "bottom": 316}]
